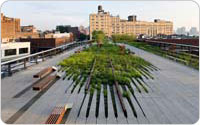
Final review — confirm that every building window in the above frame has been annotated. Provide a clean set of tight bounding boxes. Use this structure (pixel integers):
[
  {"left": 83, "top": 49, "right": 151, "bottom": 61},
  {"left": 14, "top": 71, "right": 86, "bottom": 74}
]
[
  {"left": 19, "top": 48, "right": 28, "bottom": 54},
  {"left": 5, "top": 49, "right": 16, "bottom": 56}
]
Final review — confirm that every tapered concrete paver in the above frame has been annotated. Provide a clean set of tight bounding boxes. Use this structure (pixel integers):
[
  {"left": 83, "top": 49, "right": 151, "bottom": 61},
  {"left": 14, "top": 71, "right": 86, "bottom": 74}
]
[
  {"left": 96, "top": 85, "right": 107, "bottom": 124},
  {"left": 106, "top": 85, "right": 117, "bottom": 124}
]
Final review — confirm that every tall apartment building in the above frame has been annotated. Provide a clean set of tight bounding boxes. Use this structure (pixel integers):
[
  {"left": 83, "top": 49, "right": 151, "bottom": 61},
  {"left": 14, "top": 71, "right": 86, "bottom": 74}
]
[{"left": 89, "top": 5, "right": 173, "bottom": 39}]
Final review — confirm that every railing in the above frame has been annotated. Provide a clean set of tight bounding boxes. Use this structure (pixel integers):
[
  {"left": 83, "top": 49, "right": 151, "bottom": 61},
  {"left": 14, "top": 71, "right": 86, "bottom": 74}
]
[
  {"left": 1, "top": 41, "right": 89, "bottom": 77},
  {"left": 137, "top": 39, "right": 199, "bottom": 69},
  {"left": 146, "top": 39, "right": 198, "bottom": 48},
  {"left": 138, "top": 39, "right": 199, "bottom": 53}
]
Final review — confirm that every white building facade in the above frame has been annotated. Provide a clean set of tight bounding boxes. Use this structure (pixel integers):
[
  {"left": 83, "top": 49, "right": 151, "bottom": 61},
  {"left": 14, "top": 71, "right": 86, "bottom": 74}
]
[{"left": 1, "top": 42, "right": 30, "bottom": 62}]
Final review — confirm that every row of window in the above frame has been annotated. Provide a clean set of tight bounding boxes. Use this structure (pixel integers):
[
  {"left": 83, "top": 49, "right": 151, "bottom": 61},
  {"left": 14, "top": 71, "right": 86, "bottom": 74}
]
[{"left": 4, "top": 48, "right": 28, "bottom": 56}]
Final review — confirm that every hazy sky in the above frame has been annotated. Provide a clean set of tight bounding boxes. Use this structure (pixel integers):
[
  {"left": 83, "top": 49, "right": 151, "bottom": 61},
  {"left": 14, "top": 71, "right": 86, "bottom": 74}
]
[{"left": 1, "top": 1, "right": 199, "bottom": 31}]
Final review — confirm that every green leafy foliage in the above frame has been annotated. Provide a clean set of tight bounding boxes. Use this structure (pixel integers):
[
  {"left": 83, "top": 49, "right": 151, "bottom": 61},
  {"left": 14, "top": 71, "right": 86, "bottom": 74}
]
[
  {"left": 121, "top": 41, "right": 199, "bottom": 69},
  {"left": 112, "top": 34, "right": 136, "bottom": 43},
  {"left": 59, "top": 43, "right": 155, "bottom": 94},
  {"left": 122, "top": 91, "right": 131, "bottom": 98},
  {"left": 92, "top": 30, "right": 106, "bottom": 45}
]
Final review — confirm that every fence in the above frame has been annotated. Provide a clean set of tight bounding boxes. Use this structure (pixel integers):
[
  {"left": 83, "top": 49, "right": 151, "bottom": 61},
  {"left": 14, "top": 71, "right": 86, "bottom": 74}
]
[
  {"left": 138, "top": 39, "right": 199, "bottom": 54},
  {"left": 137, "top": 39, "right": 199, "bottom": 69}
]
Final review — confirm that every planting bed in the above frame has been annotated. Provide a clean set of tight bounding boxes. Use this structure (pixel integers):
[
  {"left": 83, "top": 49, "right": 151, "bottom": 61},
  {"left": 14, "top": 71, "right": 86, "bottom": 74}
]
[
  {"left": 119, "top": 41, "right": 199, "bottom": 69},
  {"left": 59, "top": 43, "right": 158, "bottom": 121}
]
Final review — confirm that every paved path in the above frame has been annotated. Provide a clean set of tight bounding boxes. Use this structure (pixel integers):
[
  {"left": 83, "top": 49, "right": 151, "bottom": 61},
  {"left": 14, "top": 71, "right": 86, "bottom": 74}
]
[
  {"left": 1, "top": 46, "right": 82, "bottom": 123},
  {"left": 1, "top": 44, "right": 199, "bottom": 124},
  {"left": 123, "top": 44, "right": 199, "bottom": 124}
]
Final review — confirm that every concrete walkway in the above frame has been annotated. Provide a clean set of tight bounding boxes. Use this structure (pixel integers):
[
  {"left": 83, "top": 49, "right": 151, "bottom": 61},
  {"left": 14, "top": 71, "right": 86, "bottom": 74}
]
[
  {"left": 1, "top": 46, "right": 82, "bottom": 123},
  {"left": 124, "top": 44, "right": 199, "bottom": 124},
  {"left": 1, "top": 44, "right": 199, "bottom": 124}
]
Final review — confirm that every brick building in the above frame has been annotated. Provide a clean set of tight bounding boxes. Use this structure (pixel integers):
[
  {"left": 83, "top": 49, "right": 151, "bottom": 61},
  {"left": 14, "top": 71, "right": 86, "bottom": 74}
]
[
  {"left": 56, "top": 25, "right": 80, "bottom": 40},
  {"left": 21, "top": 25, "right": 37, "bottom": 32},
  {"left": 90, "top": 5, "right": 173, "bottom": 38},
  {"left": 1, "top": 13, "right": 39, "bottom": 43},
  {"left": 20, "top": 37, "right": 73, "bottom": 53},
  {"left": 1, "top": 13, "right": 20, "bottom": 41}
]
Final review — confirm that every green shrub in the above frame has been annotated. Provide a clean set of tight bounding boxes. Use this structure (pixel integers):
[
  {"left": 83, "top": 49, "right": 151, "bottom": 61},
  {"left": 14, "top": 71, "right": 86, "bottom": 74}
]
[
  {"left": 59, "top": 42, "right": 156, "bottom": 95},
  {"left": 90, "top": 87, "right": 95, "bottom": 94},
  {"left": 103, "top": 90, "right": 108, "bottom": 97},
  {"left": 122, "top": 91, "right": 130, "bottom": 98}
]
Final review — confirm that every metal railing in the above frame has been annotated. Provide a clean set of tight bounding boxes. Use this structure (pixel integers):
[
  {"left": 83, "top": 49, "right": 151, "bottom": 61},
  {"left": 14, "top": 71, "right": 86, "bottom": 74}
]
[
  {"left": 136, "top": 39, "right": 199, "bottom": 69},
  {"left": 1, "top": 41, "right": 89, "bottom": 76},
  {"left": 137, "top": 39, "right": 199, "bottom": 56},
  {"left": 144, "top": 39, "right": 199, "bottom": 48}
]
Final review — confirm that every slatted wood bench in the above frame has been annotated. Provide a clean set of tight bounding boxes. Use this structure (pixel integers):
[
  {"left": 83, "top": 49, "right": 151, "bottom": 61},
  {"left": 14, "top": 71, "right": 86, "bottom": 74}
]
[
  {"left": 45, "top": 104, "right": 73, "bottom": 124},
  {"left": 32, "top": 75, "right": 57, "bottom": 91},
  {"left": 33, "top": 67, "right": 56, "bottom": 79},
  {"left": 45, "top": 107, "right": 65, "bottom": 124}
]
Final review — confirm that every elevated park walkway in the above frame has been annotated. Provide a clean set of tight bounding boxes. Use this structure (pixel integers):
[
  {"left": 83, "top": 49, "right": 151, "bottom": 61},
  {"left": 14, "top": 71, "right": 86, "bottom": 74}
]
[{"left": 1, "top": 42, "right": 199, "bottom": 124}]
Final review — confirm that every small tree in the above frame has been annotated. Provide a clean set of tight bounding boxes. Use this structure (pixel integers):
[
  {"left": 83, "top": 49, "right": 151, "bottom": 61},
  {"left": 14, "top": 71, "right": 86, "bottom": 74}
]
[
  {"left": 92, "top": 30, "right": 105, "bottom": 48},
  {"left": 96, "top": 33, "right": 104, "bottom": 47}
]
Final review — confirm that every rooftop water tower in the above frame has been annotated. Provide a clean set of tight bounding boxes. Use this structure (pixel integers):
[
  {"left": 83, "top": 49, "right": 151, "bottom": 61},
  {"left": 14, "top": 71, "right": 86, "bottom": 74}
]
[
  {"left": 128, "top": 15, "right": 137, "bottom": 21},
  {"left": 98, "top": 5, "right": 104, "bottom": 13}
]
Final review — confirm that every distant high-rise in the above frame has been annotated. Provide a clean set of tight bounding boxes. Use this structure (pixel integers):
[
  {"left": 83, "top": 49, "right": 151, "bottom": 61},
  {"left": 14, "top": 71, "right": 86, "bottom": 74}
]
[
  {"left": 189, "top": 27, "right": 199, "bottom": 36},
  {"left": 89, "top": 5, "right": 173, "bottom": 38},
  {"left": 176, "top": 27, "right": 187, "bottom": 35},
  {"left": 79, "top": 25, "right": 89, "bottom": 35}
]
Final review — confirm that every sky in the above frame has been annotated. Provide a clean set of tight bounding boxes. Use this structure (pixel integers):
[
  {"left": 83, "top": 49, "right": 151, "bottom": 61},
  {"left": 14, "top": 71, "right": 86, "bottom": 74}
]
[{"left": 1, "top": 1, "right": 199, "bottom": 31}]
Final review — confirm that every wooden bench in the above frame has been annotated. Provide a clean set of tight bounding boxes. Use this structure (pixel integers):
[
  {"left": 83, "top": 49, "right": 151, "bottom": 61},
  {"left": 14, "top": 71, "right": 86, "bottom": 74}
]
[
  {"left": 33, "top": 67, "right": 56, "bottom": 79},
  {"left": 32, "top": 75, "right": 57, "bottom": 91},
  {"left": 45, "top": 107, "right": 65, "bottom": 124},
  {"left": 45, "top": 104, "right": 73, "bottom": 124}
]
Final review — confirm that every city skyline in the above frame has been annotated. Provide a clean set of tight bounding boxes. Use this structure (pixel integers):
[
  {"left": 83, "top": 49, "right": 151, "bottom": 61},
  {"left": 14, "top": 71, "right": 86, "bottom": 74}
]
[{"left": 1, "top": 1, "right": 199, "bottom": 31}]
